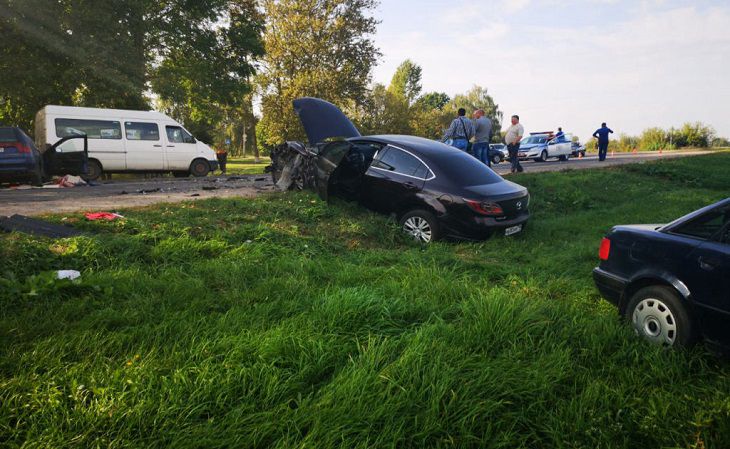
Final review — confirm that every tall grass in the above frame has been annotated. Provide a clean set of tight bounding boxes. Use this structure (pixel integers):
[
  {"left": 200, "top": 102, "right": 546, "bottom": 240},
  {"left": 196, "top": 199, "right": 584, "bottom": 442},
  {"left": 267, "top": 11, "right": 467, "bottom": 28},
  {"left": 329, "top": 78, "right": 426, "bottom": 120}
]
[{"left": 1, "top": 153, "right": 730, "bottom": 448}]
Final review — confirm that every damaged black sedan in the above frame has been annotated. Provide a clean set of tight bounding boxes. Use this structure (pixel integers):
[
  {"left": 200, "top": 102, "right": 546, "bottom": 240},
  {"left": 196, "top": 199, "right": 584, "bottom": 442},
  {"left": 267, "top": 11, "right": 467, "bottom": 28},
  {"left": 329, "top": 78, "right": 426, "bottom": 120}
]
[{"left": 268, "top": 97, "right": 530, "bottom": 243}]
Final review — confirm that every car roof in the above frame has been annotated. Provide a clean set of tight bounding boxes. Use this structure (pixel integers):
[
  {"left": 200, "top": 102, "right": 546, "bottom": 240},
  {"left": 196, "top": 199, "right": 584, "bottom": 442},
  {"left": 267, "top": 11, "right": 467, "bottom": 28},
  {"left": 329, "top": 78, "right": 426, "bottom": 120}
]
[{"left": 349, "top": 134, "right": 466, "bottom": 164}]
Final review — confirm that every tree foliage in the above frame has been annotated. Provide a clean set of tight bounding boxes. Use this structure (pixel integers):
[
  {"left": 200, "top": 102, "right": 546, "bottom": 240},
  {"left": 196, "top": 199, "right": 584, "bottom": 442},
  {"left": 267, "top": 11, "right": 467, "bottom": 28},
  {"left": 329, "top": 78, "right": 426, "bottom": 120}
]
[
  {"left": 0, "top": 0, "right": 263, "bottom": 148},
  {"left": 387, "top": 59, "right": 422, "bottom": 105},
  {"left": 257, "top": 0, "right": 380, "bottom": 147}
]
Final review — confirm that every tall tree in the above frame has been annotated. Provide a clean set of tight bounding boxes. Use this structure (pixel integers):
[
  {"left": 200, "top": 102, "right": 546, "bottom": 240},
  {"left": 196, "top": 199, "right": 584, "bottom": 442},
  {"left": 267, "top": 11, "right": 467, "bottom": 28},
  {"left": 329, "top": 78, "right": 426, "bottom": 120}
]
[
  {"left": 387, "top": 59, "right": 422, "bottom": 105},
  {"left": 257, "top": 0, "right": 380, "bottom": 147}
]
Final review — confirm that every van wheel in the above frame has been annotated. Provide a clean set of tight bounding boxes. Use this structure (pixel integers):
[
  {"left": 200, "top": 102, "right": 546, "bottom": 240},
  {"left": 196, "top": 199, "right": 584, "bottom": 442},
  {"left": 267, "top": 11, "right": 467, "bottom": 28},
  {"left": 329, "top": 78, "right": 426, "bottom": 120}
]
[
  {"left": 190, "top": 159, "right": 210, "bottom": 177},
  {"left": 84, "top": 160, "right": 103, "bottom": 181},
  {"left": 400, "top": 209, "right": 441, "bottom": 243}
]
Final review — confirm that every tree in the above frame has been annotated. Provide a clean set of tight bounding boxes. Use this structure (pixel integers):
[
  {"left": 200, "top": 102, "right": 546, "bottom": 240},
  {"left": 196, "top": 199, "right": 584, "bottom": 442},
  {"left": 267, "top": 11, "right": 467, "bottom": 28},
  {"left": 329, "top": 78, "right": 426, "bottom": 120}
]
[
  {"left": 415, "top": 92, "right": 450, "bottom": 111},
  {"left": 387, "top": 59, "right": 422, "bottom": 105},
  {"left": 151, "top": 0, "right": 264, "bottom": 146},
  {"left": 349, "top": 84, "right": 411, "bottom": 135},
  {"left": 257, "top": 0, "right": 380, "bottom": 147},
  {"left": 0, "top": 0, "right": 263, "bottom": 143}
]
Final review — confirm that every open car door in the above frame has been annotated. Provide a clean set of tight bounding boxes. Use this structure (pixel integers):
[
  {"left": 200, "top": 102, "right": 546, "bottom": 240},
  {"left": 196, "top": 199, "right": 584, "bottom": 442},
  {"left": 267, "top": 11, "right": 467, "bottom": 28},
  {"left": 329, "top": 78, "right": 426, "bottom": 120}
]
[
  {"left": 43, "top": 135, "right": 89, "bottom": 177},
  {"left": 315, "top": 141, "right": 352, "bottom": 201}
]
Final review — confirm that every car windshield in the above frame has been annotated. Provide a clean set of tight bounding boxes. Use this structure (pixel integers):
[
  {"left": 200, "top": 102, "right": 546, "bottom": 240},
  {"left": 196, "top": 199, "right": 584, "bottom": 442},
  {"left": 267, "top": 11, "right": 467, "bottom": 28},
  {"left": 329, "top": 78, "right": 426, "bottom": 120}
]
[
  {"left": 521, "top": 136, "right": 547, "bottom": 144},
  {"left": 0, "top": 128, "right": 17, "bottom": 142},
  {"left": 433, "top": 151, "right": 503, "bottom": 185}
]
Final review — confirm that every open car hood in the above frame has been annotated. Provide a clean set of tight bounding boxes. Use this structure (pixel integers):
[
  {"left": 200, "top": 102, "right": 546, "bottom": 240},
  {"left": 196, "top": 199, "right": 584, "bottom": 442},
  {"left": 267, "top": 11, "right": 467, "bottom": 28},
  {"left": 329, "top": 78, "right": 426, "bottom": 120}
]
[{"left": 293, "top": 97, "right": 361, "bottom": 145}]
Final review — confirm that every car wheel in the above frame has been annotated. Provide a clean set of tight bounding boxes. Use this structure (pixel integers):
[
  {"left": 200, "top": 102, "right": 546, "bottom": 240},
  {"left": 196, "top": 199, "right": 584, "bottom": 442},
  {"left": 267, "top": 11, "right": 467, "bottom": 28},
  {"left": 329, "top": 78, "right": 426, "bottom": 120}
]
[
  {"left": 626, "top": 286, "right": 696, "bottom": 348},
  {"left": 539, "top": 150, "right": 548, "bottom": 162},
  {"left": 492, "top": 153, "right": 501, "bottom": 165},
  {"left": 85, "top": 159, "right": 103, "bottom": 181},
  {"left": 559, "top": 154, "right": 568, "bottom": 161},
  {"left": 400, "top": 209, "right": 441, "bottom": 243},
  {"left": 190, "top": 159, "right": 210, "bottom": 177}
]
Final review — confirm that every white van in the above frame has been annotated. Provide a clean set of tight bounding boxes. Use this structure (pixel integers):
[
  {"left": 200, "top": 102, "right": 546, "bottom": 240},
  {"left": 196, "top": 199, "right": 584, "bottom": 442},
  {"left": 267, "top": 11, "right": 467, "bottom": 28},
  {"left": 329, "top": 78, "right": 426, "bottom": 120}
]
[{"left": 35, "top": 105, "right": 218, "bottom": 180}]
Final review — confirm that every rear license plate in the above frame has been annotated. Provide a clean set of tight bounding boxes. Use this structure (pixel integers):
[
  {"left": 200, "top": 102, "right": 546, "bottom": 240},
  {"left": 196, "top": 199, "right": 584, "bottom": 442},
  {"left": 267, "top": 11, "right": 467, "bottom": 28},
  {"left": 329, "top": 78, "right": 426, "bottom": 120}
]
[
  {"left": 505, "top": 225, "right": 522, "bottom": 236},
  {"left": 517, "top": 152, "right": 525, "bottom": 157}
]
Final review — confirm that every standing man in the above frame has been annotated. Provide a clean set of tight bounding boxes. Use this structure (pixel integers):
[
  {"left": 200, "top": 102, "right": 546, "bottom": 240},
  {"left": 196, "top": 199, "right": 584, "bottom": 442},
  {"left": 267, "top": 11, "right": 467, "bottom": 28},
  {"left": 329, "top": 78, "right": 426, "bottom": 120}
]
[
  {"left": 443, "top": 108, "right": 475, "bottom": 152},
  {"left": 592, "top": 122, "right": 614, "bottom": 161},
  {"left": 555, "top": 127, "right": 565, "bottom": 140},
  {"left": 505, "top": 115, "right": 524, "bottom": 173},
  {"left": 472, "top": 109, "right": 493, "bottom": 166}
]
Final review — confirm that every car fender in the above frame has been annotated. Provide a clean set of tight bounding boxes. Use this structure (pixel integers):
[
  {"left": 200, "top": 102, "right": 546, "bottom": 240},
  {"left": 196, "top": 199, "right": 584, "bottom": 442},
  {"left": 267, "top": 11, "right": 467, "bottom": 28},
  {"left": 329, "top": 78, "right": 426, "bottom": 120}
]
[
  {"left": 620, "top": 268, "right": 693, "bottom": 314},
  {"left": 398, "top": 193, "right": 447, "bottom": 218}
]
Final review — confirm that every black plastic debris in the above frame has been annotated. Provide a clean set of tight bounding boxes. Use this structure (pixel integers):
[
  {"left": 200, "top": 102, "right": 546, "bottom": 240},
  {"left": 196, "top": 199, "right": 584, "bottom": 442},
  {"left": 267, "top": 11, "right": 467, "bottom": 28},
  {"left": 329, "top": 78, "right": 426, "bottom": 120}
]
[{"left": 0, "top": 214, "right": 83, "bottom": 238}]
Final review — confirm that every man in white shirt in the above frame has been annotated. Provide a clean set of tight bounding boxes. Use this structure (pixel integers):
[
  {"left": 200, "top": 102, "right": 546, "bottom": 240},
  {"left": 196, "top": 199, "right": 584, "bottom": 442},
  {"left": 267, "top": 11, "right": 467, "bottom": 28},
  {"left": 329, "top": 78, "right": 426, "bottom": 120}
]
[{"left": 504, "top": 115, "right": 524, "bottom": 173}]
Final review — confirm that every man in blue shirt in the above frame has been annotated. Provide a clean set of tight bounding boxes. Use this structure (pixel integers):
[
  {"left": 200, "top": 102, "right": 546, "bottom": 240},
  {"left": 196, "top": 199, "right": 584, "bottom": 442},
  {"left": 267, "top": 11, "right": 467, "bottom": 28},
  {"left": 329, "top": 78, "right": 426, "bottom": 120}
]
[
  {"left": 592, "top": 122, "right": 614, "bottom": 161},
  {"left": 555, "top": 127, "right": 565, "bottom": 141},
  {"left": 443, "top": 108, "right": 475, "bottom": 152}
]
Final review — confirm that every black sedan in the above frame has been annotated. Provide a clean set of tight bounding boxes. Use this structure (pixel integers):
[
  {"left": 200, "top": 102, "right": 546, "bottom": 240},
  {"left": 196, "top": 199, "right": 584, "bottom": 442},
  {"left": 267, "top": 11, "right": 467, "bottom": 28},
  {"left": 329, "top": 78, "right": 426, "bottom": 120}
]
[
  {"left": 274, "top": 97, "right": 530, "bottom": 242},
  {"left": 593, "top": 198, "right": 730, "bottom": 350}
]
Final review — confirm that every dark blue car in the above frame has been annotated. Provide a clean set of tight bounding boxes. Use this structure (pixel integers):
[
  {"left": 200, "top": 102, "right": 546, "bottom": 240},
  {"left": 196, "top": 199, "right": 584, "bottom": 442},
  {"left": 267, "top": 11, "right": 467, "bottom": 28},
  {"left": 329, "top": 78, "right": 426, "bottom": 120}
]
[
  {"left": 0, "top": 126, "right": 44, "bottom": 185},
  {"left": 593, "top": 198, "right": 730, "bottom": 350}
]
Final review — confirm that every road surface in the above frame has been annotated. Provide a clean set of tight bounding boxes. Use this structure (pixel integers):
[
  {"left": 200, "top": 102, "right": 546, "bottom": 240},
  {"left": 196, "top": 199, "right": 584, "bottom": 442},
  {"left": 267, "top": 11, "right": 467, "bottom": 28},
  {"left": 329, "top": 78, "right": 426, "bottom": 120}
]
[{"left": 0, "top": 150, "right": 712, "bottom": 216}]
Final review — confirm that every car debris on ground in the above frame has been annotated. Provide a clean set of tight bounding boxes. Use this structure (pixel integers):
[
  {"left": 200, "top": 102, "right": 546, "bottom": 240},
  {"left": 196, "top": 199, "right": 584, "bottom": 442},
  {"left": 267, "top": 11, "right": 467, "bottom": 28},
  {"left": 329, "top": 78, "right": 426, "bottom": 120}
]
[{"left": 0, "top": 214, "right": 83, "bottom": 237}]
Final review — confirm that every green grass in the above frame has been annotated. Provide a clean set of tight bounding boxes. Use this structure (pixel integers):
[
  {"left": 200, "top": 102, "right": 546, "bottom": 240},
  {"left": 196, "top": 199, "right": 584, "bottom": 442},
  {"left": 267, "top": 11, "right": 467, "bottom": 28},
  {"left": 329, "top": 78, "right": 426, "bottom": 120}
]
[
  {"left": 225, "top": 156, "right": 271, "bottom": 175},
  {"left": 2, "top": 153, "right": 730, "bottom": 448}
]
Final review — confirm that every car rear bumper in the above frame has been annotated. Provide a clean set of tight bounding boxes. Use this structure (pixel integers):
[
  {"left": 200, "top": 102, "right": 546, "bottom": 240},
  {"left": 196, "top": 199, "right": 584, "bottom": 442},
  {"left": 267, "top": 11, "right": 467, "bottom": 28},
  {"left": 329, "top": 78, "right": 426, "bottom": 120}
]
[
  {"left": 442, "top": 212, "right": 530, "bottom": 240},
  {"left": 0, "top": 160, "right": 36, "bottom": 181},
  {"left": 592, "top": 267, "right": 627, "bottom": 307}
]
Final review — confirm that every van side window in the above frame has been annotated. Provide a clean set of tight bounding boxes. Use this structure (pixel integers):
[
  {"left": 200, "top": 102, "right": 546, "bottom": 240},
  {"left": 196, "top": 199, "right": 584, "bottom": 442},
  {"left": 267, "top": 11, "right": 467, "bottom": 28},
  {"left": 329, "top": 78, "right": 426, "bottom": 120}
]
[
  {"left": 125, "top": 122, "right": 160, "bottom": 141},
  {"left": 166, "top": 126, "right": 195, "bottom": 144},
  {"left": 55, "top": 119, "right": 121, "bottom": 140}
]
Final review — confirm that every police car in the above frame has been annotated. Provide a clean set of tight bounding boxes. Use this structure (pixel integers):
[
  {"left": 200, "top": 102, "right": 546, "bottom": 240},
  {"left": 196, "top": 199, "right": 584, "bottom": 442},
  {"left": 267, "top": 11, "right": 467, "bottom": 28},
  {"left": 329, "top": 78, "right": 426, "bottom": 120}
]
[{"left": 518, "top": 132, "right": 573, "bottom": 162}]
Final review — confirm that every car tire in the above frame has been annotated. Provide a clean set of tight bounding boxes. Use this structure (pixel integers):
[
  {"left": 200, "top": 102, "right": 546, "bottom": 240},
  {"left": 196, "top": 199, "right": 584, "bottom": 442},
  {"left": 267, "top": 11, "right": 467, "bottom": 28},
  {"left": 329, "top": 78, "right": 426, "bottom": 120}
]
[
  {"left": 539, "top": 150, "right": 548, "bottom": 162},
  {"left": 189, "top": 159, "right": 210, "bottom": 178},
  {"left": 492, "top": 153, "right": 502, "bottom": 165},
  {"left": 626, "top": 285, "right": 697, "bottom": 348},
  {"left": 400, "top": 209, "right": 441, "bottom": 243},
  {"left": 559, "top": 154, "right": 568, "bottom": 161},
  {"left": 84, "top": 159, "right": 103, "bottom": 181}
]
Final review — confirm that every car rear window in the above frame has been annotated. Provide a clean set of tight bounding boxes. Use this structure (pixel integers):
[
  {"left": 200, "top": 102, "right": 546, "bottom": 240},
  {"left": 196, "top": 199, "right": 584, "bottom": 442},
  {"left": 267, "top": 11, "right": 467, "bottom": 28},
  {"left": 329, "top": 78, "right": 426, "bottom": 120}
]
[
  {"left": 672, "top": 207, "right": 730, "bottom": 240},
  {"left": 432, "top": 151, "right": 503, "bottom": 185},
  {"left": 0, "top": 128, "right": 17, "bottom": 142}
]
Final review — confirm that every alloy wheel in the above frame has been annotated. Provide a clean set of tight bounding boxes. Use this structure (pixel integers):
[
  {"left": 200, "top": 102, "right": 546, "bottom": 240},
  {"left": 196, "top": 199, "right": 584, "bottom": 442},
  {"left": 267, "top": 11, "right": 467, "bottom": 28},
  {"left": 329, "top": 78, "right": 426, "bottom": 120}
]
[{"left": 403, "top": 216, "right": 432, "bottom": 243}]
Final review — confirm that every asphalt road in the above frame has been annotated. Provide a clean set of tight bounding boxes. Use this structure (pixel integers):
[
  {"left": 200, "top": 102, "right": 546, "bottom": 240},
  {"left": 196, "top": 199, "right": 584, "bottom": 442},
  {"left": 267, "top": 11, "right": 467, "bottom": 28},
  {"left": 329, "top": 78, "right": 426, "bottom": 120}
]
[{"left": 0, "top": 150, "right": 711, "bottom": 216}]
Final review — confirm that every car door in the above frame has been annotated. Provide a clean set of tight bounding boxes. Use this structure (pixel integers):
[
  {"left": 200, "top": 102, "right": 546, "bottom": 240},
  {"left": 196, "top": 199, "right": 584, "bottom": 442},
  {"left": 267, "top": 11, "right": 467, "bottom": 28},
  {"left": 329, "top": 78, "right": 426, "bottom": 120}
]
[
  {"left": 674, "top": 206, "right": 730, "bottom": 346},
  {"left": 314, "top": 140, "right": 353, "bottom": 201},
  {"left": 44, "top": 135, "right": 89, "bottom": 176},
  {"left": 361, "top": 146, "right": 428, "bottom": 214},
  {"left": 164, "top": 125, "right": 197, "bottom": 170},
  {"left": 123, "top": 121, "right": 164, "bottom": 170}
]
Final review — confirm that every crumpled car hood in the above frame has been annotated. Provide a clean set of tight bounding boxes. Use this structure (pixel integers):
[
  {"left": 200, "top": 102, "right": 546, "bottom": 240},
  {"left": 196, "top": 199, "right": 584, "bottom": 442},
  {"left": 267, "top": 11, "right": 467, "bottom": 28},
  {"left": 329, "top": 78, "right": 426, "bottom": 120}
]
[{"left": 293, "top": 97, "right": 361, "bottom": 145}]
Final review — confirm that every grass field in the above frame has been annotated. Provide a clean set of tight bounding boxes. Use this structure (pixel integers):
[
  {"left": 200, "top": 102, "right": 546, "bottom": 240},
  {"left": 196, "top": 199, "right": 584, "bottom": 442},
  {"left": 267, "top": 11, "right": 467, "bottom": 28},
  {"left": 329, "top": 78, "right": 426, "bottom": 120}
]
[
  {"left": 225, "top": 156, "right": 271, "bottom": 175},
  {"left": 1, "top": 153, "right": 729, "bottom": 448}
]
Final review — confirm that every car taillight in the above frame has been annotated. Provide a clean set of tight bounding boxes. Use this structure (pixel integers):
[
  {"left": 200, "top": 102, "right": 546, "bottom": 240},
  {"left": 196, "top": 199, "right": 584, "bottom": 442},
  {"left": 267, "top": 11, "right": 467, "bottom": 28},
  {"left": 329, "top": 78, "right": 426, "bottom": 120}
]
[
  {"left": 465, "top": 199, "right": 504, "bottom": 216},
  {"left": 599, "top": 237, "right": 611, "bottom": 260},
  {"left": 15, "top": 143, "right": 31, "bottom": 153}
]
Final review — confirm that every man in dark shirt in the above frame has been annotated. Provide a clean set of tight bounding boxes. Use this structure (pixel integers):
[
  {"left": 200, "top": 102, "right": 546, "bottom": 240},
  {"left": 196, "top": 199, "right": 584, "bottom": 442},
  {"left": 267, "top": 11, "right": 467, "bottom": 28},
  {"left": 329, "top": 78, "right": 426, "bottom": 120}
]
[{"left": 592, "top": 122, "right": 614, "bottom": 161}]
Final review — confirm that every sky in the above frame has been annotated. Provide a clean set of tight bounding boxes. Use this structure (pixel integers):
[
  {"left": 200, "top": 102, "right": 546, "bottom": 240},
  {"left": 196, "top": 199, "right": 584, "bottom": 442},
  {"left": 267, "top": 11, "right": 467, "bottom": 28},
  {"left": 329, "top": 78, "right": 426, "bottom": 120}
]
[{"left": 371, "top": 0, "right": 730, "bottom": 142}]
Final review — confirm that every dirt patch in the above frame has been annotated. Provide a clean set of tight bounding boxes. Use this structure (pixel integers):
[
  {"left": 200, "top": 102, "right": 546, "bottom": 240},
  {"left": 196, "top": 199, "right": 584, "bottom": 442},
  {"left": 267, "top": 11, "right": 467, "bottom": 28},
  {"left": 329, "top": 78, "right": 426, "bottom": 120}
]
[{"left": 0, "top": 174, "right": 275, "bottom": 216}]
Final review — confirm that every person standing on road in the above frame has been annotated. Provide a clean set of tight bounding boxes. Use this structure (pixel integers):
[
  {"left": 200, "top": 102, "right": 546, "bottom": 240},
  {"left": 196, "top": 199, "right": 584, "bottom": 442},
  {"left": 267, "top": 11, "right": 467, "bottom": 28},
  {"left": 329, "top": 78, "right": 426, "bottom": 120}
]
[
  {"left": 443, "top": 108, "right": 475, "bottom": 152},
  {"left": 216, "top": 147, "right": 228, "bottom": 174},
  {"left": 505, "top": 115, "right": 524, "bottom": 173},
  {"left": 472, "top": 109, "right": 493, "bottom": 166},
  {"left": 593, "top": 122, "right": 614, "bottom": 161}
]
